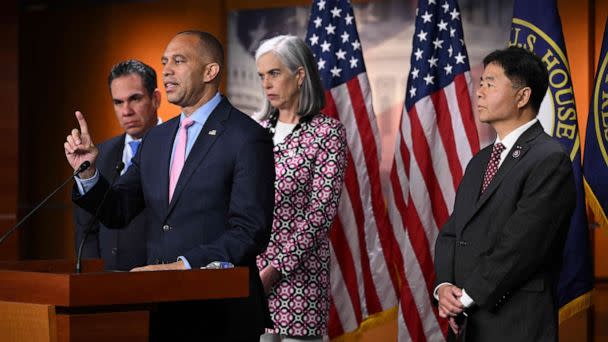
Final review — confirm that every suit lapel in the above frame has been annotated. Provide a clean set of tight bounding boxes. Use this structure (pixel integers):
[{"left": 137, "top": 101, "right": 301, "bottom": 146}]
[
  {"left": 456, "top": 147, "right": 491, "bottom": 229},
  {"left": 475, "top": 144, "right": 530, "bottom": 206},
  {"left": 106, "top": 137, "right": 125, "bottom": 241},
  {"left": 459, "top": 122, "right": 543, "bottom": 232},
  {"left": 104, "top": 135, "right": 125, "bottom": 177},
  {"left": 166, "top": 99, "right": 230, "bottom": 214}
]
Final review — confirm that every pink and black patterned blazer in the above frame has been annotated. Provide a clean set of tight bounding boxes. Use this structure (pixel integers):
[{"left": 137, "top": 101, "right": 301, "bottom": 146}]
[{"left": 256, "top": 113, "right": 347, "bottom": 336}]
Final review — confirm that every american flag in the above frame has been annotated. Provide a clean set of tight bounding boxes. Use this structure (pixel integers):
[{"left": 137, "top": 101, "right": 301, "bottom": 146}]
[
  {"left": 386, "top": 0, "right": 479, "bottom": 341},
  {"left": 305, "top": 0, "right": 401, "bottom": 338}
]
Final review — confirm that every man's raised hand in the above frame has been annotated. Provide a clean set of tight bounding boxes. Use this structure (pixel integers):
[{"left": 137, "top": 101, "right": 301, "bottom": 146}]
[{"left": 64, "top": 111, "right": 98, "bottom": 179}]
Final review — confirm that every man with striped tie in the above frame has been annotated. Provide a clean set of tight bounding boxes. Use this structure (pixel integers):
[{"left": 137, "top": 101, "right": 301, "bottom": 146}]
[{"left": 73, "top": 59, "right": 160, "bottom": 271}]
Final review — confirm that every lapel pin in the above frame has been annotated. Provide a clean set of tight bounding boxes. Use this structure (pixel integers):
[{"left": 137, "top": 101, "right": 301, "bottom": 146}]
[
  {"left": 512, "top": 145, "right": 522, "bottom": 158},
  {"left": 208, "top": 130, "right": 217, "bottom": 136}
]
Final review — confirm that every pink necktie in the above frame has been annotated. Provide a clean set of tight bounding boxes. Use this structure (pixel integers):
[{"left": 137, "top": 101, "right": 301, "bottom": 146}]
[
  {"left": 481, "top": 142, "right": 506, "bottom": 193},
  {"left": 169, "top": 118, "right": 194, "bottom": 202}
]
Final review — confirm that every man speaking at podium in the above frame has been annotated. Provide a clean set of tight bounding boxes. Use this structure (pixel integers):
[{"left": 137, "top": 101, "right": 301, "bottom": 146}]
[
  {"left": 64, "top": 31, "right": 275, "bottom": 341},
  {"left": 73, "top": 59, "right": 160, "bottom": 271}
]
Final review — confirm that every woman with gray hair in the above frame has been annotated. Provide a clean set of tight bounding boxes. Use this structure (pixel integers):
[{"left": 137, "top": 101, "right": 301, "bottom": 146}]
[{"left": 255, "top": 35, "right": 348, "bottom": 342}]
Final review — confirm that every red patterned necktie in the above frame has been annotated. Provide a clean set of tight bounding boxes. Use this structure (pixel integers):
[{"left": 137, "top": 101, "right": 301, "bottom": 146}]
[{"left": 481, "top": 142, "right": 506, "bottom": 193}]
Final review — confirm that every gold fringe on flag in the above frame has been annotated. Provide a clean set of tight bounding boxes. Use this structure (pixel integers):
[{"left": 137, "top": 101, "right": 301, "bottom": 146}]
[
  {"left": 559, "top": 291, "right": 593, "bottom": 324},
  {"left": 331, "top": 306, "right": 398, "bottom": 341},
  {"left": 584, "top": 179, "right": 608, "bottom": 232}
]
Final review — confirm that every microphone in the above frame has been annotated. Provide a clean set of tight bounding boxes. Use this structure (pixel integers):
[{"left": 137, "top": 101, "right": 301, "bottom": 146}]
[
  {"left": 74, "top": 160, "right": 91, "bottom": 177},
  {"left": 75, "top": 161, "right": 124, "bottom": 273},
  {"left": 0, "top": 161, "right": 91, "bottom": 246}
]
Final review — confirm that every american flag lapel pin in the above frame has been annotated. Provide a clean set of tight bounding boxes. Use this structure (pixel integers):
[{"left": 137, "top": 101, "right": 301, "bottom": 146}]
[{"left": 208, "top": 129, "right": 217, "bottom": 136}]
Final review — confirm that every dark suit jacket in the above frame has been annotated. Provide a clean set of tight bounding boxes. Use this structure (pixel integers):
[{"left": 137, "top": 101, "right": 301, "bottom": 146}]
[
  {"left": 434, "top": 122, "right": 576, "bottom": 342},
  {"left": 73, "top": 134, "right": 147, "bottom": 271},
  {"left": 74, "top": 98, "right": 275, "bottom": 339}
]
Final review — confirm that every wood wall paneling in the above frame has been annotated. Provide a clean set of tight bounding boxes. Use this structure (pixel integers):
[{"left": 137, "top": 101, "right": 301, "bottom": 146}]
[{"left": 0, "top": 0, "right": 19, "bottom": 260}]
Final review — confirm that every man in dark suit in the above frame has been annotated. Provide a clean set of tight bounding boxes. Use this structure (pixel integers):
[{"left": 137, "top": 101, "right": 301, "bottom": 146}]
[
  {"left": 434, "top": 47, "right": 576, "bottom": 341},
  {"left": 64, "top": 31, "right": 275, "bottom": 341},
  {"left": 73, "top": 59, "right": 159, "bottom": 271}
]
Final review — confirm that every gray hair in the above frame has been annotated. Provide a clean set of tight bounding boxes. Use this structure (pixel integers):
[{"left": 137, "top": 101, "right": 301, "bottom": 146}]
[{"left": 255, "top": 35, "right": 325, "bottom": 120}]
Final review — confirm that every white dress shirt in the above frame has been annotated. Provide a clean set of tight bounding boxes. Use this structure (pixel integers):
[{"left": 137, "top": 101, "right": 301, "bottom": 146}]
[{"left": 273, "top": 121, "right": 297, "bottom": 145}]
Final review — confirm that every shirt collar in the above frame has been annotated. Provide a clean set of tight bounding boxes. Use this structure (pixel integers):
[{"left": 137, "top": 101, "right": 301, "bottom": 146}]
[
  {"left": 125, "top": 134, "right": 140, "bottom": 144},
  {"left": 180, "top": 92, "right": 222, "bottom": 125},
  {"left": 495, "top": 118, "right": 538, "bottom": 151}
]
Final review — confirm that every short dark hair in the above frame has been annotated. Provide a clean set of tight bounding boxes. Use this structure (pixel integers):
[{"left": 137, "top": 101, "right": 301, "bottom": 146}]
[
  {"left": 108, "top": 59, "right": 157, "bottom": 97},
  {"left": 177, "top": 30, "right": 225, "bottom": 70},
  {"left": 483, "top": 46, "right": 548, "bottom": 114}
]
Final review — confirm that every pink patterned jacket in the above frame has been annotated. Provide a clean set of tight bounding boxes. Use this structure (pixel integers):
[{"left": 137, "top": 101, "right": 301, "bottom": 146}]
[{"left": 256, "top": 114, "right": 347, "bottom": 336}]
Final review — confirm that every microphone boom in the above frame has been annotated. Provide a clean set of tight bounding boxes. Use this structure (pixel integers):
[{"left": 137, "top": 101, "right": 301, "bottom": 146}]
[
  {"left": 0, "top": 161, "right": 92, "bottom": 246},
  {"left": 75, "top": 161, "right": 124, "bottom": 273}
]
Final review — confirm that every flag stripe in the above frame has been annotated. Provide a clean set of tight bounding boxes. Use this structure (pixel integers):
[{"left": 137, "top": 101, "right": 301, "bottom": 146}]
[
  {"left": 327, "top": 92, "right": 375, "bottom": 318},
  {"left": 408, "top": 106, "right": 450, "bottom": 228},
  {"left": 327, "top": 90, "right": 388, "bottom": 315},
  {"left": 335, "top": 187, "right": 373, "bottom": 319},
  {"left": 392, "top": 153, "right": 444, "bottom": 334},
  {"left": 404, "top": 193, "right": 435, "bottom": 296},
  {"left": 399, "top": 284, "right": 426, "bottom": 342},
  {"left": 390, "top": 128, "right": 446, "bottom": 340},
  {"left": 389, "top": 165, "right": 442, "bottom": 341},
  {"left": 344, "top": 78, "right": 401, "bottom": 296},
  {"left": 329, "top": 215, "right": 364, "bottom": 324},
  {"left": 444, "top": 79, "right": 474, "bottom": 172},
  {"left": 340, "top": 155, "right": 382, "bottom": 316},
  {"left": 389, "top": 156, "right": 429, "bottom": 342},
  {"left": 331, "top": 82, "right": 401, "bottom": 303},
  {"left": 326, "top": 76, "right": 399, "bottom": 335},
  {"left": 415, "top": 99, "right": 457, "bottom": 214},
  {"left": 394, "top": 133, "right": 435, "bottom": 295},
  {"left": 454, "top": 73, "right": 480, "bottom": 155},
  {"left": 329, "top": 253, "right": 352, "bottom": 336},
  {"left": 402, "top": 111, "right": 442, "bottom": 264},
  {"left": 328, "top": 301, "right": 343, "bottom": 337},
  {"left": 430, "top": 90, "right": 463, "bottom": 188}
]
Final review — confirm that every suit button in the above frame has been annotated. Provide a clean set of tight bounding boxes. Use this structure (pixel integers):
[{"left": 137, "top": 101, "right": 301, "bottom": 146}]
[
  {"left": 162, "top": 224, "right": 171, "bottom": 232},
  {"left": 111, "top": 248, "right": 117, "bottom": 255}
]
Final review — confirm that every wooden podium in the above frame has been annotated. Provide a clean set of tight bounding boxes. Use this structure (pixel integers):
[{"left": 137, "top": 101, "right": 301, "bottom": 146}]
[{"left": 0, "top": 259, "right": 248, "bottom": 342}]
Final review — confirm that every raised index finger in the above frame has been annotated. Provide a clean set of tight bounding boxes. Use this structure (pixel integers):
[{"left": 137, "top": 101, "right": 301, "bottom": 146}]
[{"left": 74, "top": 111, "right": 90, "bottom": 136}]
